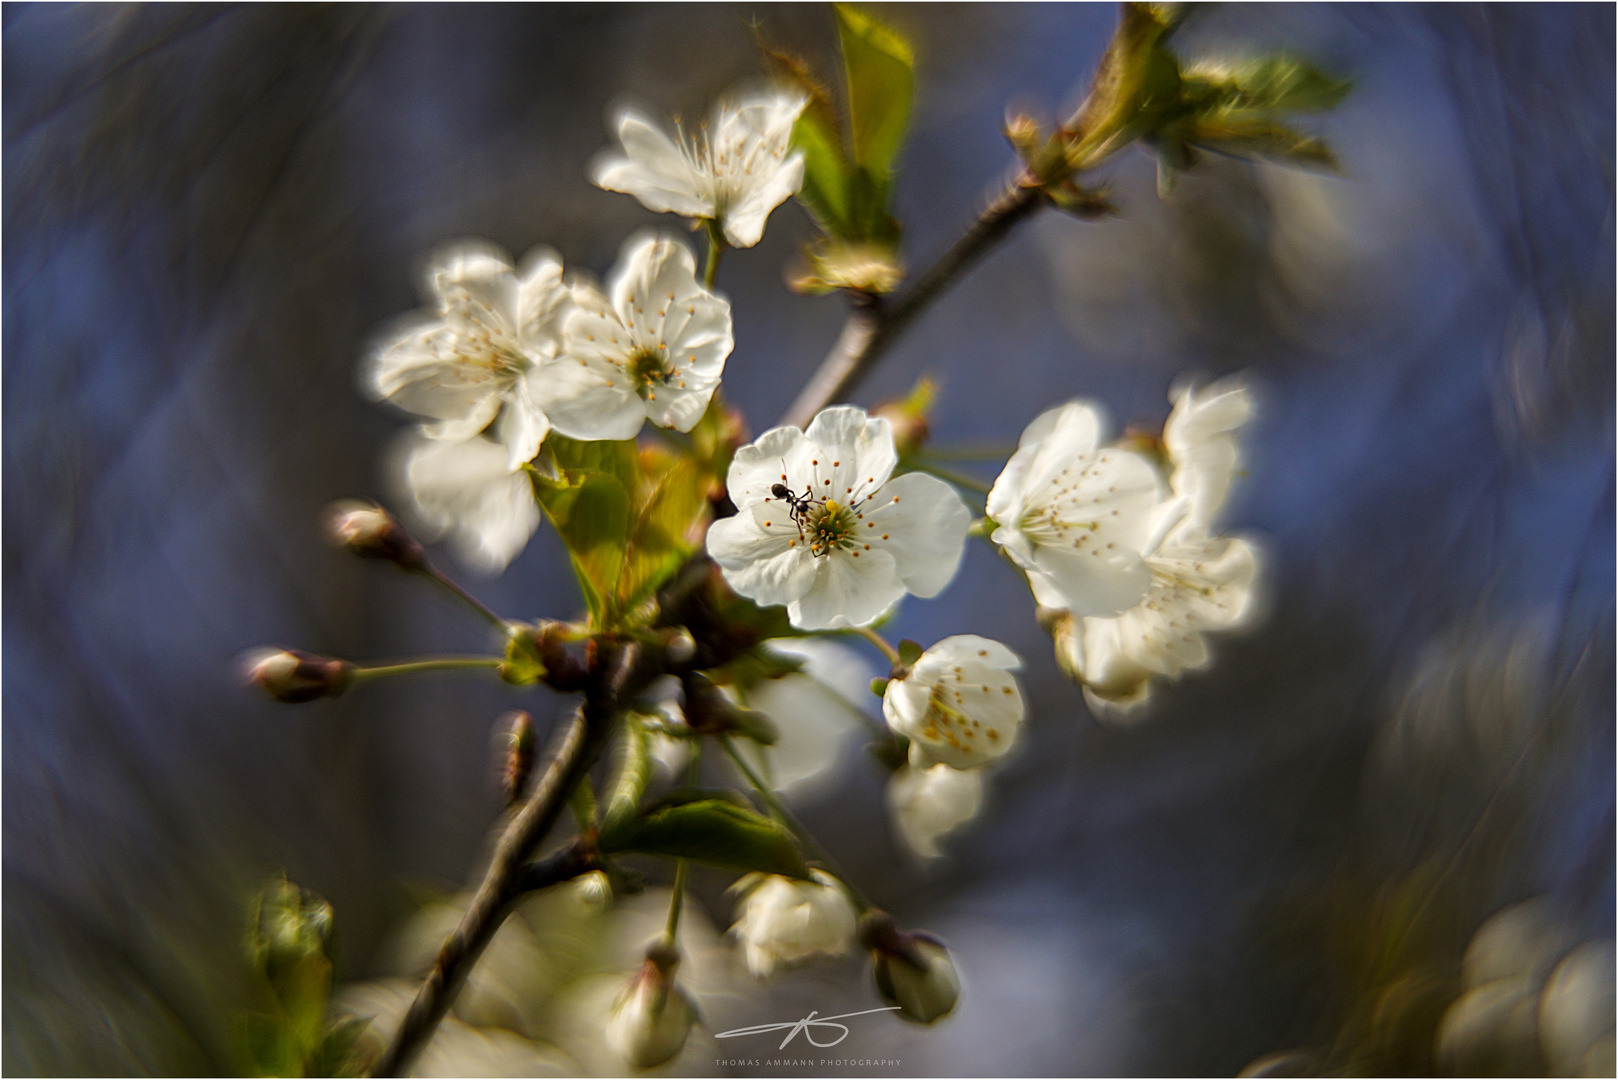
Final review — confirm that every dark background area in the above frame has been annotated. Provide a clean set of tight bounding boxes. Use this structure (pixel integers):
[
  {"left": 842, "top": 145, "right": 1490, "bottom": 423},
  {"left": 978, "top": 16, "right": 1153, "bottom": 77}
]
[{"left": 4, "top": 4, "right": 1612, "bottom": 1076}]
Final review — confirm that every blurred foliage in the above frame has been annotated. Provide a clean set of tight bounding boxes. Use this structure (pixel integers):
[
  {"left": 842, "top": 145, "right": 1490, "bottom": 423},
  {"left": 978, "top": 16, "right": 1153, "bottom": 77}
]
[
  {"left": 240, "top": 878, "right": 369, "bottom": 1077},
  {"left": 765, "top": 4, "right": 915, "bottom": 293},
  {"left": 529, "top": 435, "right": 710, "bottom": 629}
]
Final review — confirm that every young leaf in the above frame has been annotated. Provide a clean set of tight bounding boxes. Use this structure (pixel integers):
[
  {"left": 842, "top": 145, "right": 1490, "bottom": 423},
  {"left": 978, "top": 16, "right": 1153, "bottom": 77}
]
[
  {"left": 616, "top": 454, "right": 709, "bottom": 611},
  {"left": 603, "top": 798, "right": 812, "bottom": 879},
  {"left": 835, "top": 4, "right": 915, "bottom": 179},
  {"left": 535, "top": 472, "right": 631, "bottom": 625},
  {"left": 793, "top": 104, "right": 853, "bottom": 235}
]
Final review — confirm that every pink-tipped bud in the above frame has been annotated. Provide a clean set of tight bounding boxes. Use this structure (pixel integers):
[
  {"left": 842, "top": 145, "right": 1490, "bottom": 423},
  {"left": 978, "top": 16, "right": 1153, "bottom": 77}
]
[
  {"left": 860, "top": 911, "right": 961, "bottom": 1024},
  {"left": 243, "top": 648, "right": 353, "bottom": 703},
  {"left": 604, "top": 942, "right": 697, "bottom": 1069},
  {"left": 325, "top": 501, "right": 425, "bottom": 570}
]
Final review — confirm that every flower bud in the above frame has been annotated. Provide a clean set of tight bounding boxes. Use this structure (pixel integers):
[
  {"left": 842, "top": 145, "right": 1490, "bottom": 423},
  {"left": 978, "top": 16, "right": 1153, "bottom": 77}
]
[
  {"left": 730, "top": 870, "right": 857, "bottom": 977},
  {"left": 603, "top": 943, "right": 698, "bottom": 1069},
  {"left": 860, "top": 912, "right": 960, "bottom": 1024},
  {"left": 324, "top": 500, "right": 425, "bottom": 570},
  {"left": 501, "top": 621, "right": 585, "bottom": 690},
  {"left": 873, "top": 377, "right": 936, "bottom": 459},
  {"left": 663, "top": 627, "right": 697, "bottom": 666},
  {"left": 243, "top": 648, "right": 353, "bottom": 704}
]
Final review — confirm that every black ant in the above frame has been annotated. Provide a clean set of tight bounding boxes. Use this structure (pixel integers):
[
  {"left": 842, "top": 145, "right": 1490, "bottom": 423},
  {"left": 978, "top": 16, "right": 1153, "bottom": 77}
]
[{"left": 769, "top": 479, "right": 816, "bottom": 532}]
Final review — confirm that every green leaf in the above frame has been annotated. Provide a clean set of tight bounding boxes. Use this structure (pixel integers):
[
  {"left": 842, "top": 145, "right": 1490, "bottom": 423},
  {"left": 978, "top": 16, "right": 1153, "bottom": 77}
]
[
  {"left": 617, "top": 455, "right": 708, "bottom": 611},
  {"left": 793, "top": 106, "right": 852, "bottom": 234},
  {"left": 531, "top": 457, "right": 633, "bottom": 627},
  {"left": 1191, "top": 56, "right": 1351, "bottom": 114},
  {"left": 603, "top": 798, "right": 812, "bottom": 879},
  {"left": 1185, "top": 113, "right": 1338, "bottom": 168},
  {"left": 601, "top": 717, "right": 653, "bottom": 845},
  {"left": 835, "top": 4, "right": 915, "bottom": 178}
]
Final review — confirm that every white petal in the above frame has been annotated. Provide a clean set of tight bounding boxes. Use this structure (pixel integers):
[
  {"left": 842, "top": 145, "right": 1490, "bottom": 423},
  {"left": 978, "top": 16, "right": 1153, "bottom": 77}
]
[
  {"left": 427, "top": 242, "right": 520, "bottom": 327},
  {"left": 720, "top": 151, "right": 804, "bottom": 247},
  {"left": 368, "top": 324, "right": 506, "bottom": 439},
  {"left": 706, "top": 508, "right": 817, "bottom": 609},
  {"left": 590, "top": 112, "right": 710, "bottom": 218},
  {"left": 804, "top": 407, "right": 899, "bottom": 497},
  {"left": 608, "top": 232, "right": 702, "bottom": 325},
  {"left": 888, "top": 761, "right": 983, "bottom": 859},
  {"left": 788, "top": 544, "right": 903, "bottom": 630},
  {"left": 859, "top": 472, "right": 972, "bottom": 598},
  {"left": 916, "top": 635, "right": 1023, "bottom": 673},
  {"left": 396, "top": 434, "right": 538, "bottom": 573},
  {"left": 725, "top": 426, "right": 819, "bottom": 511},
  {"left": 513, "top": 247, "right": 569, "bottom": 354},
  {"left": 492, "top": 395, "right": 551, "bottom": 470},
  {"left": 533, "top": 351, "right": 647, "bottom": 441},
  {"left": 1028, "top": 541, "right": 1151, "bottom": 616}
]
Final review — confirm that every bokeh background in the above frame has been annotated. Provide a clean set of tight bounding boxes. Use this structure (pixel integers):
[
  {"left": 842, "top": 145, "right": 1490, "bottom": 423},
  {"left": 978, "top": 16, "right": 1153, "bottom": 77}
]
[{"left": 4, "top": 3, "right": 1612, "bottom": 1076}]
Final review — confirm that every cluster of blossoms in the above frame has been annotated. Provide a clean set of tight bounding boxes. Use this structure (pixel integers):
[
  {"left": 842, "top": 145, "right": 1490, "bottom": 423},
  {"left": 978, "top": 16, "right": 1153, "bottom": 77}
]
[
  {"left": 987, "top": 378, "right": 1260, "bottom": 712},
  {"left": 265, "top": 20, "right": 1279, "bottom": 1063},
  {"left": 370, "top": 232, "right": 735, "bottom": 570}
]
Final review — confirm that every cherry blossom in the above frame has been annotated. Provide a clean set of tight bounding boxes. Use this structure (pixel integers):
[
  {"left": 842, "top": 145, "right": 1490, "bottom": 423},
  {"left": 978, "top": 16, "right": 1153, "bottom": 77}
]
[
  {"left": 1054, "top": 524, "right": 1258, "bottom": 712},
  {"left": 543, "top": 233, "right": 733, "bottom": 439},
  {"left": 707, "top": 407, "right": 971, "bottom": 630},
  {"left": 883, "top": 636, "right": 1024, "bottom": 770},
  {"left": 987, "top": 401, "right": 1167, "bottom": 617},
  {"left": 368, "top": 242, "right": 570, "bottom": 472},
  {"left": 591, "top": 91, "right": 808, "bottom": 248}
]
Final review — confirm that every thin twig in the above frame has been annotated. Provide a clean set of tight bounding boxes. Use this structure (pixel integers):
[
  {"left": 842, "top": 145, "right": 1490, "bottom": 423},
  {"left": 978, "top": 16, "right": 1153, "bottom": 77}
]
[
  {"left": 371, "top": 642, "right": 643, "bottom": 1077},
  {"left": 779, "top": 181, "right": 1045, "bottom": 430}
]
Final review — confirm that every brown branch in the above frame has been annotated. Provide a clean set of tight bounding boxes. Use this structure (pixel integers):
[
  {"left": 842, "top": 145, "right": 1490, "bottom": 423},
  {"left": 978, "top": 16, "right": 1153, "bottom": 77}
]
[
  {"left": 370, "top": 641, "right": 644, "bottom": 1077},
  {"left": 778, "top": 180, "right": 1047, "bottom": 430}
]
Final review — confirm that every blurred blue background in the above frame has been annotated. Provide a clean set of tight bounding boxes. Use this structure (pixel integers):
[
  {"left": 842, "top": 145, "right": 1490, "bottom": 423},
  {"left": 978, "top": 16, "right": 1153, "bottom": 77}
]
[{"left": 4, "top": 4, "right": 1612, "bottom": 1075}]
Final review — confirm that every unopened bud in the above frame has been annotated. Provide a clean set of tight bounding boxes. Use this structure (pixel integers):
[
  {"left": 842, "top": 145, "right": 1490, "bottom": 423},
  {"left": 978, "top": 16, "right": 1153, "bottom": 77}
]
[
  {"left": 604, "top": 944, "right": 697, "bottom": 1069},
  {"left": 325, "top": 501, "right": 424, "bottom": 570},
  {"left": 860, "top": 911, "right": 961, "bottom": 1024},
  {"left": 873, "top": 377, "right": 936, "bottom": 458},
  {"left": 500, "top": 711, "right": 536, "bottom": 807},
  {"left": 243, "top": 648, "right": 352, "bottom": 703},
  {"left": 1004, "top": 111, "right": 1043, "bottom": 161},
  {"left": 663, "top": 627, "right": 697, "bottom": 666},
  {"left": 575, "top": 870, "right": 612, "bottom": 911}
]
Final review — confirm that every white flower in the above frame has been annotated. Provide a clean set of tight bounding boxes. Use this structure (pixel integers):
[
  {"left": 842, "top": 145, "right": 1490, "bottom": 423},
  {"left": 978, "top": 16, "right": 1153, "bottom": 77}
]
[
  {"left": 1054, "top": 525, "right": 1257, "bottom": 712},
  {"left": 706, "top": 407, "right": 972, "bottom": 630},
  {"left": 883, "top": 636, "right": 1024, "bottom": 770},
  {"left": 1163, "top": 375, "right": 1254, "bottom": 529},
  {"left": 543, "top": 233, "right": 733, "bottom": 439},
  {"left": 886, "top": 755, "right": 983, "bottom": 859},
  {"left": 394, "top": 432, "right": 540, "bottom": 572},
  {"left": 591, "top": 91, "right": 808, "bottom": 249},
  {"left": 987, "top": 401, "right": 1168, "bottom": 617},
  {"left": 603, "top": 954, "right": 698, "bottom": 1069},
  {"left": 369, "top": 242, "right": 570, "bottom": 471},
  {"left": 729, "top": 870, "right": 857, "bottom": 978}
]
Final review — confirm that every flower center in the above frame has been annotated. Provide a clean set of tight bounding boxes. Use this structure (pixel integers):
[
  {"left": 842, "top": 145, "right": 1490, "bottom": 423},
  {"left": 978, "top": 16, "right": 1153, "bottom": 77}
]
[
  {"left": 920, "top": 684, "right": 980, "bottom": 757},
  {"left": 628, "top": 347, "right": 672, "bottom": 399},
  {"left": 805, "top": 499, "right": 859, "bottom": 556}
]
